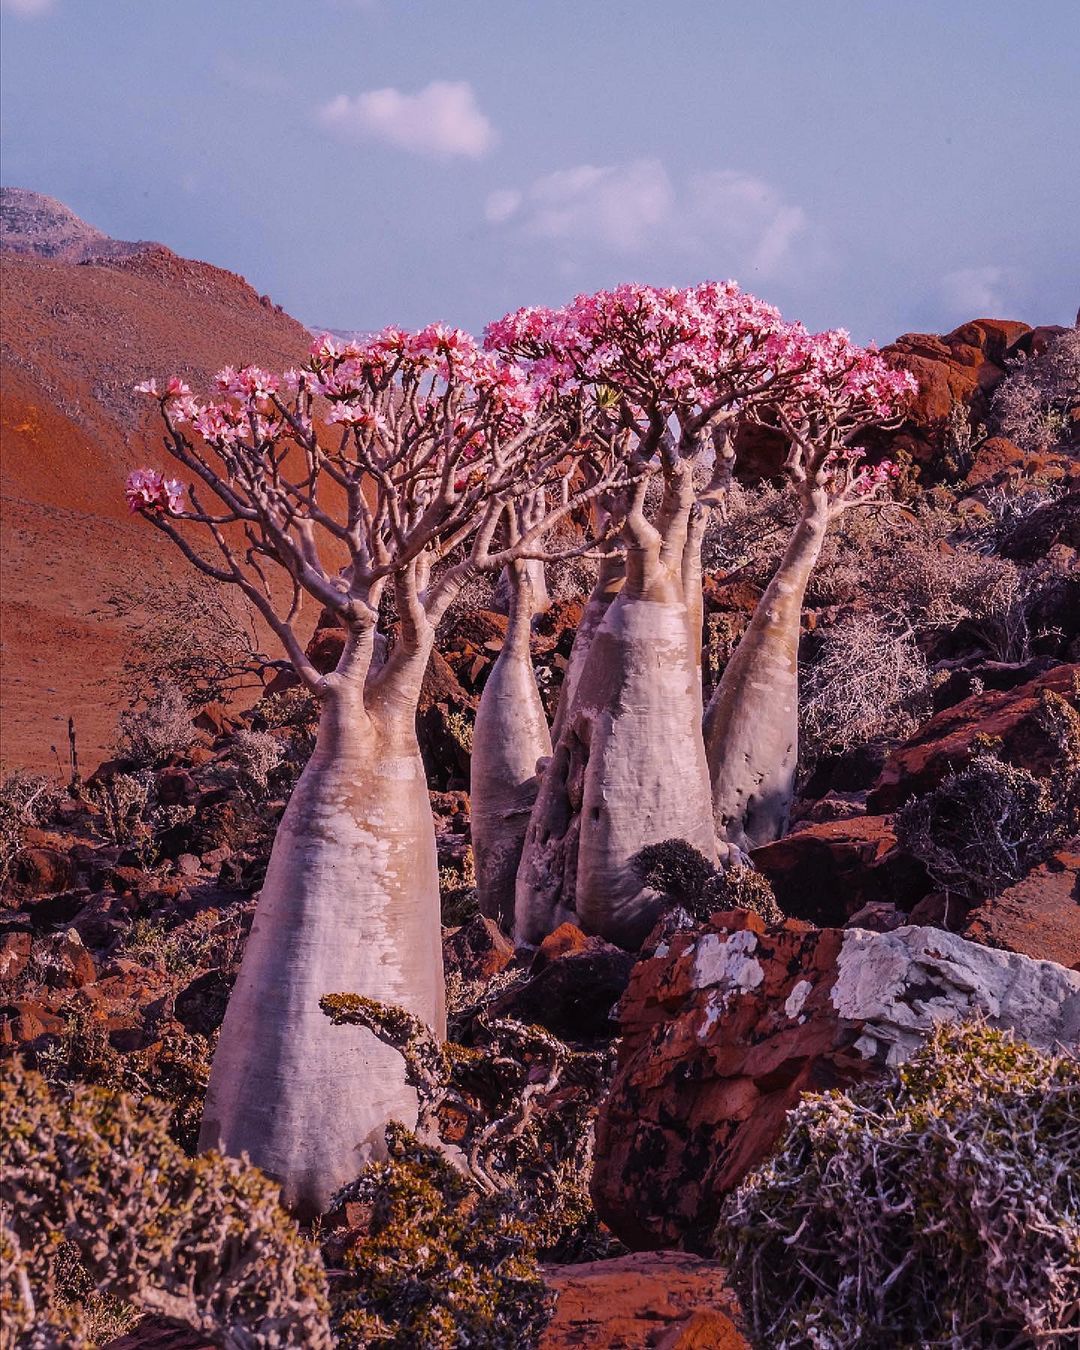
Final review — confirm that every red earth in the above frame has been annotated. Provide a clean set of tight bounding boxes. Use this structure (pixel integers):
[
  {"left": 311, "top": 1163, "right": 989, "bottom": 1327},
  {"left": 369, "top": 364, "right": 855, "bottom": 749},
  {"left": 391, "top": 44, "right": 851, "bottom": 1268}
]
[{"left": 1, "top": 237, "right": 312, "bottom": 772}]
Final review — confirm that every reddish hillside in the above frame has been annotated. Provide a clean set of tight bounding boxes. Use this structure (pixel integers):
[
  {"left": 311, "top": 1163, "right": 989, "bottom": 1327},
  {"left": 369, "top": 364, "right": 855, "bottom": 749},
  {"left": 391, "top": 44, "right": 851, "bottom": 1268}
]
[{"left": 1, "top": 223, "right": 311, "bottom": 772}]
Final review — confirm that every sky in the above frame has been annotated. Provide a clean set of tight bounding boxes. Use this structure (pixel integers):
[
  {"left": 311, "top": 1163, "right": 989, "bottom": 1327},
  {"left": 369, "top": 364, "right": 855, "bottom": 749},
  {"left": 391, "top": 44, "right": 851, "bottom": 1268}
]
[{"left": 2, "top": 0, "right": 1077, "bottom": 345}]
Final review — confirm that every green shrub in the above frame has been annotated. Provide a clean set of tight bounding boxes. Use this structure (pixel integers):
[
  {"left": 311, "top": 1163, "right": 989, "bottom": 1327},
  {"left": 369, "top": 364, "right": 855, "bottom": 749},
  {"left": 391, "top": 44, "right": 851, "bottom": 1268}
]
[
  {"left": 1, "top": 1058, "right": 331, "bottom": 1348},
  {"left": 716, "top": 1021, "right": 1080, "bottom": 1349},
  {"left": 328, "top": 1124, "right": 553, "bottom": 1349}
]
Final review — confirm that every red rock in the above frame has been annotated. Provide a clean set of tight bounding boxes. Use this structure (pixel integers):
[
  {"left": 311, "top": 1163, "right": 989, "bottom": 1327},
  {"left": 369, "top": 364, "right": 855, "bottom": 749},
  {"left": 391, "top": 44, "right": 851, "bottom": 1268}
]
[
  {"left": 998, "top": 489, "right": 1080, "bottom": 562},
  {"left": 0, "top": 932, "right": 32, "bottom": 985},
  {"left": 592, "top": 917, "right": 869, "bottom": 1250},
  {"left": 155, "top": 767, "right": 200, "bottom": 806},
  {"left": 540, "top": 1251, "right": 747, "bottom": 1349},
  {"left": 488, "top": 928, "right": 635, "bottom": 1040},
  {"left": 534, "top": 921, "right": 600, "bottom": 967},
  {"left": 963, "top": 845, "right": 1080, "bottom": 968},
  {"left": 752, "top": 816, "right": 929, "bottom": 925},
  {"left": 963, "top": 436, "right": 1028, "bottom": 486},
  {"left": 13, "top": 846, "right": 75, "bottom": 896},
  {"left": 35, "top": 927, "right": 96, "bottom": 988},
  {"left": 878, "top": 319, "right": 1030, "bottom": 469},
  {"left": 0, "top": 999, "right": 66, "bottom": 1044},
  {"left": 868, "top": 663, "right": 1080, "bottom": 811},
  {"left": 591, "top": 916, "right": 1080, "bottom": 1250},
  {"left": 102, "top": 1320, "right": 215, "bottom": 1350},
  {"left": 192, "top": 702, "right": 237, "bottom": 737},
  {"left": 442, "top": 914, "right": 515, "bottom": 983}
]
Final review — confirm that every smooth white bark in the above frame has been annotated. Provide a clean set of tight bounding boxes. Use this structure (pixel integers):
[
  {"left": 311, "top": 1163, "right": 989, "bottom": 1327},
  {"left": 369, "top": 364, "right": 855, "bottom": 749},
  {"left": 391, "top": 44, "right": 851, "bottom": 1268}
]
[
  {"left": 199, "top": 655, "right": 445, "bottom": 1219},
  {"left": 472, "top": 565, "right": 552, "bottom": 933},
  {"left": 703, "top": 491, "right": 829, "bottom": 851}
]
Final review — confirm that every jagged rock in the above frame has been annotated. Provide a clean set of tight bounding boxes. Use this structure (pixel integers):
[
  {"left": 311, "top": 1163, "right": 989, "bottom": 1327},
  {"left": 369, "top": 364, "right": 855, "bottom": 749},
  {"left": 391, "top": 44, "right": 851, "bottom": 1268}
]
[
  {"left": 869, "top": 662, "right": 1080, "bottom": 811},
  {"left": 930, "top": 656, "right": 1060, "bottom": 712},
  {"left": 998, "top": 489, "right": 1080, "bottom": 562},
  {"left": 962, "top": 844, "right": 1080, "bottom": 969},
  {"left": 751, "top": 816, "right": 929, "bottom": 925},
  {"left": 487, "top": 923, "right": 635, "bottom": 1040},
  {"left": 33, "top": 927, "right": 96, "bottom": 990},
  {"left": 0, "top": 932, "right": 32, "bottom": 985},
  {"left": 442, "top": 914, "right": 515, "bottom": 983},
  {"left": 540, "top": 1251, "right": 747, "bottom": 1349},
  {"left": 592, "top": 913, "right": 1080, "bottom": 1249},
  {"left": 13, "top": 847, "right": 75, "bottom": 896}
]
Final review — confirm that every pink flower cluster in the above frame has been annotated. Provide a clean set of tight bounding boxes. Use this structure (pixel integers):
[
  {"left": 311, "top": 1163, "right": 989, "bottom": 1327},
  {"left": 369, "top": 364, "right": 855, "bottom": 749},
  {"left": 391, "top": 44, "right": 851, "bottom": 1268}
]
[
  {"left": 486, "top": 282, "right": 918, "bottom": 428},
  {"left": 134, "top": 375, "right": 199, "bottom": 424},
  {"left": 306, "top": 325, "right": 536, "bottom": 420},
  {"left": 125, "top": 468, "right": 184, "bottom": 515},
  {"left": 485, "top": 281, "right": 789, "bottom": 410}
]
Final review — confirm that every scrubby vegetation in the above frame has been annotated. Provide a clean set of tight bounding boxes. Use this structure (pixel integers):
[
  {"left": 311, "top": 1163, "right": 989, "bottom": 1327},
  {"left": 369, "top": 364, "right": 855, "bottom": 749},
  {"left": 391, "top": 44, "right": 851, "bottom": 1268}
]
[
  {"left": 0, "top": 1058, "right": 331, "bottom": 1348},
  {"left": 716, "top": 1021, "right": 1080, "bottom": 1349},
  {"left": 326, "top": 1125, "right": 554, "bottom": 1350}
]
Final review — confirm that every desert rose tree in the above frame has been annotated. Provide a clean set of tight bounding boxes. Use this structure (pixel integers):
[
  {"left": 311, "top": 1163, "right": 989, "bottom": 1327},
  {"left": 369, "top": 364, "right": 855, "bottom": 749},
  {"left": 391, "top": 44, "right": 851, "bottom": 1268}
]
[
  {"left": 703, "top": 332, "right": 916, "bottom": 849},
  {"left": 126, "top": 329, "right": 614, "bottom": 1216},
  {"left": 488, "top": 283, "right": 799, "bottom": 947}
]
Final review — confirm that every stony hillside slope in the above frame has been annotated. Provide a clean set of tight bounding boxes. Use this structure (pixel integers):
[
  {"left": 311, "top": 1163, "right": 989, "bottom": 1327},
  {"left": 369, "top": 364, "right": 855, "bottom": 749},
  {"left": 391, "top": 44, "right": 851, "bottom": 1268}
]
[{"left": 1, "top": 193, "right": 310, "bottom": 770}]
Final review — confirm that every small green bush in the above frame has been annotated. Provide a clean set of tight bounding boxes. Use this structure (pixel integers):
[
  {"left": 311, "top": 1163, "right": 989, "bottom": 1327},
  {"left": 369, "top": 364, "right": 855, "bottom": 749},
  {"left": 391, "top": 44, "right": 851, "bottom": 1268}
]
[
  {"left": 716, "top": 1021, "right": 1080, "bottom": 1349},
  {"left": 328, "top": 1124, "right": 553, "bottom": 1350},
  {"left": 1, "top": 1058, "right": 331, "bottom": 1348}
]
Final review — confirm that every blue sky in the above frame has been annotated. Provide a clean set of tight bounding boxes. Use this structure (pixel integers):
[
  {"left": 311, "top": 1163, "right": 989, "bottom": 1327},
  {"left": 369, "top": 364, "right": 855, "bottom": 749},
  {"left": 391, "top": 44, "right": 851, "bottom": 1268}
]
[{"left": 2, "top": 0, "right": 1077, "bottom": 343}]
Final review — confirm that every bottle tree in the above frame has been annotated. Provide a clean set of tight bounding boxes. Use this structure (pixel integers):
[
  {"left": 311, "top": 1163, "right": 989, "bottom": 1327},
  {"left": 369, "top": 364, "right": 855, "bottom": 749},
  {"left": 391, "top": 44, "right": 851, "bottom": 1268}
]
[
  {"left": 703, "top": 328, "right": 916, "bottom": 849},
  {"left": 487, "top": 283, "right": 798, "bottom": 947},
  {"left": 126, "top": 328, "right": 616, "bottom": 1215}
]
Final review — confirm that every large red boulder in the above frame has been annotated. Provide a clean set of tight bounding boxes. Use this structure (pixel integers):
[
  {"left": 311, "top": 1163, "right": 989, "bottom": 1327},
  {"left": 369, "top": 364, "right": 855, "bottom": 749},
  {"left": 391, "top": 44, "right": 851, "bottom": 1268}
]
[
  {"left": 878, "top": 319, "right": 1030, "bottom": 469},
  {"left": 868, "top": 663, "right": 1079, "bottom": 811},
  {"left": 591, "top": 913, "right": 1080, "bottom": 1250},
  {"left": 962, "top": 844, "right": 1080, "bottom": 969},
  {"left": 751, "top": 816, "right": 929, "bottom": 925}
]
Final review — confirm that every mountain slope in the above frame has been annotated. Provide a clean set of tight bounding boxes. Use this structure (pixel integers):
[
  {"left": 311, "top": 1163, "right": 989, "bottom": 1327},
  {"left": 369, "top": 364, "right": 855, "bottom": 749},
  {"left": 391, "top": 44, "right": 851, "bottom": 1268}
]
[{"left": 1, "top": 200, "right": 311, "bottom": 771}]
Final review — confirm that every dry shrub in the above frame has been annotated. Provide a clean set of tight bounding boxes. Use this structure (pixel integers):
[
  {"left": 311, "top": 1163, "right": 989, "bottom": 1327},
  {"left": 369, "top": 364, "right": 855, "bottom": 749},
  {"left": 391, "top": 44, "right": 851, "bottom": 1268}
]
[
  {"left": 800, "top": 613, "right": 930, "bottom": 760},
  {"left": 716, "top": 1021, "right": 1080, "bottom": 1349},
  {"left": 702, "top": 481, "right": 795, "bottom": 581},
  {"left": 0, "top": 772, "right": 61, "bottom": 891},
  {"left": 992, "top": 325, "right": 1080, "bottom": 452},
  {"left": 85, "top": 769, "right": 154, "bottom": 849},
  {"left": 632, "top": 839, "right": 783, "bottom": 923},
  {"left": 1, "top": 1058, "right": 331, "bottom": 1348},
  {"left": 116, "top": 683, "right": 195, "bottom": 767},
  {"left": 110, "top": 572, "right": 277, "bottom": 709},
  {"left": 326, "top": 1124, "right": 553, "bottom": 1350},
  {"left": 230, "top": 728, "right": 285, "bottom": 798},
  {"left": 896, "top": 685, "right": 1079, "bottom": 900}
]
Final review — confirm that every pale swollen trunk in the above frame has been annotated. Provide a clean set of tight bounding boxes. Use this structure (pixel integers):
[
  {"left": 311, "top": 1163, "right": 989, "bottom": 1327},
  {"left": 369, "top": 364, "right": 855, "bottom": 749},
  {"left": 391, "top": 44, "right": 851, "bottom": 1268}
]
[
  {"left": 549, "top": 549, "right": 626, "bottom": 746},
  {"left": 199, "top": 632, "right": 445, "bottom": 1220},
  {"left": 472, "top": 564, "right": 552, "bottom": 933},
  {"left": 703, "top": 488, "right": 829, "bottom": 852},
  {"left": 515, "top": 471, "right": 716, "bottom": 950}
]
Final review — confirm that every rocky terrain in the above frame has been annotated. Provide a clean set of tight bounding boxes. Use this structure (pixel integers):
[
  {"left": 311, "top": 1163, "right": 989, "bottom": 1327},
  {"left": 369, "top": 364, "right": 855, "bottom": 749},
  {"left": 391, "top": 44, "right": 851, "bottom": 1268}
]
[{"left": 1, "top": 192, "right": 1078, "bottom": 1347}]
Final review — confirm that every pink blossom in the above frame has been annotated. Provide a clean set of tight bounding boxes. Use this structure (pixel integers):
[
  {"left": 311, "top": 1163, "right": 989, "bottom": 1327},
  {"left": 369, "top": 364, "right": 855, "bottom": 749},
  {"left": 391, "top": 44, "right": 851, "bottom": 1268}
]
[
  {"left": 133, "top": 378, "right": 160, "bottom": 397},
  {"left": 125, "top": 468, "right": 184, "bottom": 515}
]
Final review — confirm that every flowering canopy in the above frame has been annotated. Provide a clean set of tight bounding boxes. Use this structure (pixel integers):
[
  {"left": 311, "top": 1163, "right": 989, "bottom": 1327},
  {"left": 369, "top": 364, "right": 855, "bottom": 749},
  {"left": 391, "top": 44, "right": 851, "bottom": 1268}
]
[{"left": 125, "top": 325, "right": 624, "bottom": 690}]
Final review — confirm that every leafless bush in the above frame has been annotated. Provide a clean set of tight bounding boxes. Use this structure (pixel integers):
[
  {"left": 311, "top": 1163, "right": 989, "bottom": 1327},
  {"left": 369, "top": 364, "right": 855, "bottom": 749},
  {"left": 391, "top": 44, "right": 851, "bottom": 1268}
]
[
  {"left": 1, "top": 1058, "right": 332, "bottom": 1348},
  {"left": 702, "top": 481, "right": 795, "bottom": 580},
  {"left": 110, "top": 572, "right": 279, "bottom": 708},
  {"left": 894, "top": 753, "right": 1064, "bottom": 900},
  {"left": 86, "top": 770, "right": 154, "bottom": 849},
  {"left": 869, "top": 543, "right": 1029, "bottom": 660},
  {"left": 230, "top": 729, "right": 285, "bottom": 798},
  {"left": 993, "top": 325, "right": 1080, "bottom": 452},
  {"left": 716, "top": 1021, "right": 1080, "bottom": 1349},
  {"left": 0, "top": 771, "right": 61, "bottom": 891},
  {"left": 801, "top": 614, "right": 930, "bottom": 760},
  {"left": 961, "top": 481, "right": 1066, "bottom": 555},
  {"left": 116, "top": 683, "right": 195, "bottom": 767}
]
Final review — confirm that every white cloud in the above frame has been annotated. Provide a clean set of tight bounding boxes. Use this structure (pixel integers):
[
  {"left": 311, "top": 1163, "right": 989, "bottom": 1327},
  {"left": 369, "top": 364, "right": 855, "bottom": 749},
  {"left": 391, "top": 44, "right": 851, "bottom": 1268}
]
[
  {"left": 487, "top": 159, "right": 809, "bottom": 280},
  {"left": 317, "top": 80, "right": 496, "bottom": 160},
  {"left": 939, "top": 265, "right": 1013, "bottom": 316},
  {"left": 1, "top": 0, "right": 56, "bottom": 15}
]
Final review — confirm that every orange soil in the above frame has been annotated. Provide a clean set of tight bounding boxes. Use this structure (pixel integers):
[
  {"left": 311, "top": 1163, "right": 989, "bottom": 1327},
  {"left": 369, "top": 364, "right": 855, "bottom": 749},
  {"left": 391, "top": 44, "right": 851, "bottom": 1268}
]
[{"left": 1, "top": 249, "right": 311, "bottom": 772}]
